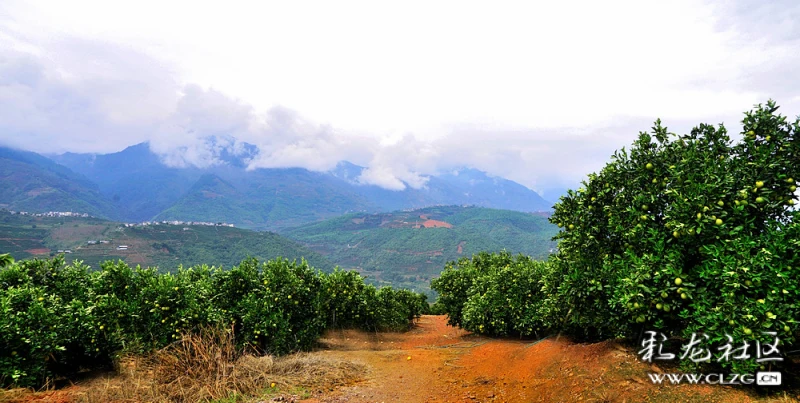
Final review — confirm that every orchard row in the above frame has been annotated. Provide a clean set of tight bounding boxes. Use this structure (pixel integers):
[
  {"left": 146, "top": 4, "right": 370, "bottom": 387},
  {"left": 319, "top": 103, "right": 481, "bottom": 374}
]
[
  {"left": 0, "top": 256, "right": 427, "bottom": 387},
  {"left": 433, "top": 101, "right": 800, "bottom": 375}
]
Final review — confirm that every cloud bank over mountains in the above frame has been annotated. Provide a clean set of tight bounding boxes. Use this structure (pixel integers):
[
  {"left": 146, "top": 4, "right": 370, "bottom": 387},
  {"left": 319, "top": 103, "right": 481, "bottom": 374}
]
[
  {"left": 0, "top": 41, "right": 429, "bottom": 189},
  {"left": 1, "top": 0, "right": 799, "bottom": 195}
]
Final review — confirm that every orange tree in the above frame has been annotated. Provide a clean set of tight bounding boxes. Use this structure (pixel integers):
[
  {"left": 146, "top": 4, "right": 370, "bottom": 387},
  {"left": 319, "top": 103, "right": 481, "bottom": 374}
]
[
  {"left": 547, "top": 100, "right": 799, "bottom": 371},
  {"left": 460, "top": 256, "right": 550, "bottom": 337},
  {"left": 431, "top": 251, "right": 518, "bottom": 328},
  {"left": 0, "top": 256, "right": 428, "bottom": 387}
]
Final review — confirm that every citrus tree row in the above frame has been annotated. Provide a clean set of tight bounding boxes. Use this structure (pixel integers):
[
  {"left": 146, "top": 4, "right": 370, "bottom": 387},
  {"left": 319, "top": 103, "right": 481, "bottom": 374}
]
[
  {"left": 431, "top": 251, "right": 552, "bottom": 337},
  {"left": 0, "top": 255, "right": 428, "bottom": 387},
  {"left": 433, "top": 101, "right": 799, "bottom": 374}
]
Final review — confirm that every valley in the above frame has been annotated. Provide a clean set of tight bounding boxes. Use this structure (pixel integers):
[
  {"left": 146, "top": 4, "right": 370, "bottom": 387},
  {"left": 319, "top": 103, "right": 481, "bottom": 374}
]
[
  {"left": 3, "top": 143, "right": 556, "bottom": 231},
  {"left": 0, "top": 205, "right": 558, "bottom": 296},
  {"left": 1, "top": 144, "right": 560, "bottom": 294},
  {"left": 0, "top": 210, "right": 332, "bottom": 272},
  {"left": 2, "top": 7, "right": 798, "bottom": 401},
  {"left": 281, "top": 206, "right": 558, "bottom": 296}
]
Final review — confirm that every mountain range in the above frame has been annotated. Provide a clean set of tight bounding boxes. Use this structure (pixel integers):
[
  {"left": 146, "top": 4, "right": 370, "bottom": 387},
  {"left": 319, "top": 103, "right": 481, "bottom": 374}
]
[
  {"left": 0, "top": 205, "right": 558, "bottom": 296},
  {"left": 2, "top": 142, "right": 556, "bottom": 229},
  {"left": 0, "top": 147, "right": 118, "bottom": 219}
]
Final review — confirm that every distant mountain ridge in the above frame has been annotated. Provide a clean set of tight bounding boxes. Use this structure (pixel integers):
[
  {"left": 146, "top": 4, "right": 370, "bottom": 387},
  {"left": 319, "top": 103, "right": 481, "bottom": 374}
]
[
  {"left": 329, "top": 162, "right": 554, "bottom": 213},
  {"left": 0, "top": 147, "right": 119, "bottom": 219},
  {"left": 52, "top": 143, "right": 205, "bottom": 221},
  {"left": 1, "top": 142, "right": 555, "bottom": 229}
]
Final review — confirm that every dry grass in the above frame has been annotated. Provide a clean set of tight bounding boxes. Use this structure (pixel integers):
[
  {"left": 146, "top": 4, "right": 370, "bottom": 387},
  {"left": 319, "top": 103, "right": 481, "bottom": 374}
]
[
  {"left": 0, "top": 389, "right": 30, "bottom": 403},
  {"left": 54, "top": 326, "right": 366, "bottom": 403}
]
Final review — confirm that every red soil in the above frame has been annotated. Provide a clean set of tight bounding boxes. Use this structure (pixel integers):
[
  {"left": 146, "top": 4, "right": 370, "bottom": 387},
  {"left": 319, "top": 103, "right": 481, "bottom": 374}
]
[
  {"left": 308, "top": 316, "right": 793, "bottom": 403},
  {"left": 24, "top": 248, "right": 51, "bottom": 255},
  {"left": 421, "top": 220, "right": 453, "bottom": 229},
  {"left": 5, "top": 316, "right": 796, "bottom": 403}
]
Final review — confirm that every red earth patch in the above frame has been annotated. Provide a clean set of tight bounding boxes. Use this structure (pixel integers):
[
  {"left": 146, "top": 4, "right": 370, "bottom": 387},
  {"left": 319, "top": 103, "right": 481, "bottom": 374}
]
[
  {"left": 24, "top": 248, "right": 50, "bottom": 255},
  {"left": 421, "top": 219, "right": 453, "bottom": 229}
]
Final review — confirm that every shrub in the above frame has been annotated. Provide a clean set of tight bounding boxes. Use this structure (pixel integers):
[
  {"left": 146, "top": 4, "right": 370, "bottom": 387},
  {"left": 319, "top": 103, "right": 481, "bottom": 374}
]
[
  {"left": 432, "top": 101, "right": 800, "bottom": 374},
  {"left": 461, "top": 258, "right": 550, "bottom": 337},
  {"left": 235, "top": 258, "right": 325, "bottom": 355},
  {"left": 321, "top": 268, "right": 372, "bottom": 329},
  {"left": 430, "top": 251, "right": 516, "bottom": 327},
  {"left": 0, "top": 256, "right": 423, "bottom": 387},
  {"left": 548, "top": 101, "right": 799, "bottom": 371}
]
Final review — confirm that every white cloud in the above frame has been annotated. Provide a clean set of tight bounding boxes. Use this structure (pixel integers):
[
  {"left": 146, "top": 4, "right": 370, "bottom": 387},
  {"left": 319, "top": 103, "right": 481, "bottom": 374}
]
[
  {"left": 1, "top": 0, "right": 799, "bottom": 191},
  {"left": 148, "top": 85, "right": 253, "bottom": 168},
  {"left": 244, "top": 107, "right": 361, "bottom": 172},
  {"left": 357, "top": 166, "right": 409, "bottom": 191},
  {"left": 354, "top": 134, "right": 437, "bottom": 190}
]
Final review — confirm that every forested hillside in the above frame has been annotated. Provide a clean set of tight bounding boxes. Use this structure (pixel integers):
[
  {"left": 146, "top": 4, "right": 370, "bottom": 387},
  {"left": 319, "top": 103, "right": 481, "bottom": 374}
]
[
  {"left": 47, "top": 143, "right": 554, "bottom": 229},
  {"left": 282, "top": 206, "right": 558, "bottom": 295},
  {"left": 0, "top": 147, "right": 118, "bottom": 219},
  {"left": 0, "top": 211, "right": 332, "bottom": 271}
]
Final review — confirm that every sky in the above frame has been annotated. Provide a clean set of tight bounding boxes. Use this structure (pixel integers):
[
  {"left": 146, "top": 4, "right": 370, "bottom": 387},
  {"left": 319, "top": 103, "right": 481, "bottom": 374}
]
[{"left": 1, "top": 0, "right": 799, "bottom": 195}]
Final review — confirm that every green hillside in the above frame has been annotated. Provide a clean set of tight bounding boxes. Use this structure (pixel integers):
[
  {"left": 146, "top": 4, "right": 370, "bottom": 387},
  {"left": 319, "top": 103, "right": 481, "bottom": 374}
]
[
  {"left": 0, "top": 147, "right": 118, "bottom": 219},
  {"left": 280, "top": 206, "right": 558, "bottom": 295},
  {"left": 0, "top": 210, "right": 332, "bottom": 271},
  {"left": 154, "top": 170, "right": 373, "bottom": 230}
]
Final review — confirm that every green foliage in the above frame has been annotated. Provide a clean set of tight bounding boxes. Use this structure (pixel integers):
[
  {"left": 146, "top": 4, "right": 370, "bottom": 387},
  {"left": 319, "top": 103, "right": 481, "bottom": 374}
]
[
  {"left": 321, "top": 268, "right": 373, "bottom": 329},
  {"left": 432, "top": 101, "right": 800, "bottom": 374},
  {"left": 320, "top": 268, "right": 428, "bottom": 332},
  {"left": 431, "top": 251, "right": 513, "bottom": 328},
  {"left": 548, "top": 101, "right": 799, "bottom": 365},
  {"left": 370, "top": 287, "right": 429, "bottom": 332},
  {"left": 153, "top": 172, "right": 375, "bottom": 231},
  {"left": 0, "top": 147, "right": 118, "bottom": 219},
  {"left": 431, "top": 251, "right": 551, "bottom": 337},
  {"left": 462, "top": 258, "right": 551, "bottom": 337},
  {"left": 283, "top": 206, "right": 558, "bottom": 296},
  {"left": 216, "top": 258, "right": 326, "bottom": 355},
  {"left": 0, "top": 256, "right": 426, "bottom": 388},
  {"left": 0, "top": 211, "right": 333, "bottom": 273}
]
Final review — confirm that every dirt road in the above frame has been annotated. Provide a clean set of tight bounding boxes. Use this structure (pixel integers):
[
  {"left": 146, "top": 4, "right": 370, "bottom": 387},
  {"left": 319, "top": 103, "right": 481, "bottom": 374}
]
[
  {"left": 308, "top": 315, "right": 794, "bottom": 403},
  {"left": 4, "top": 315, "right": 795, "bottom": 403}
]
